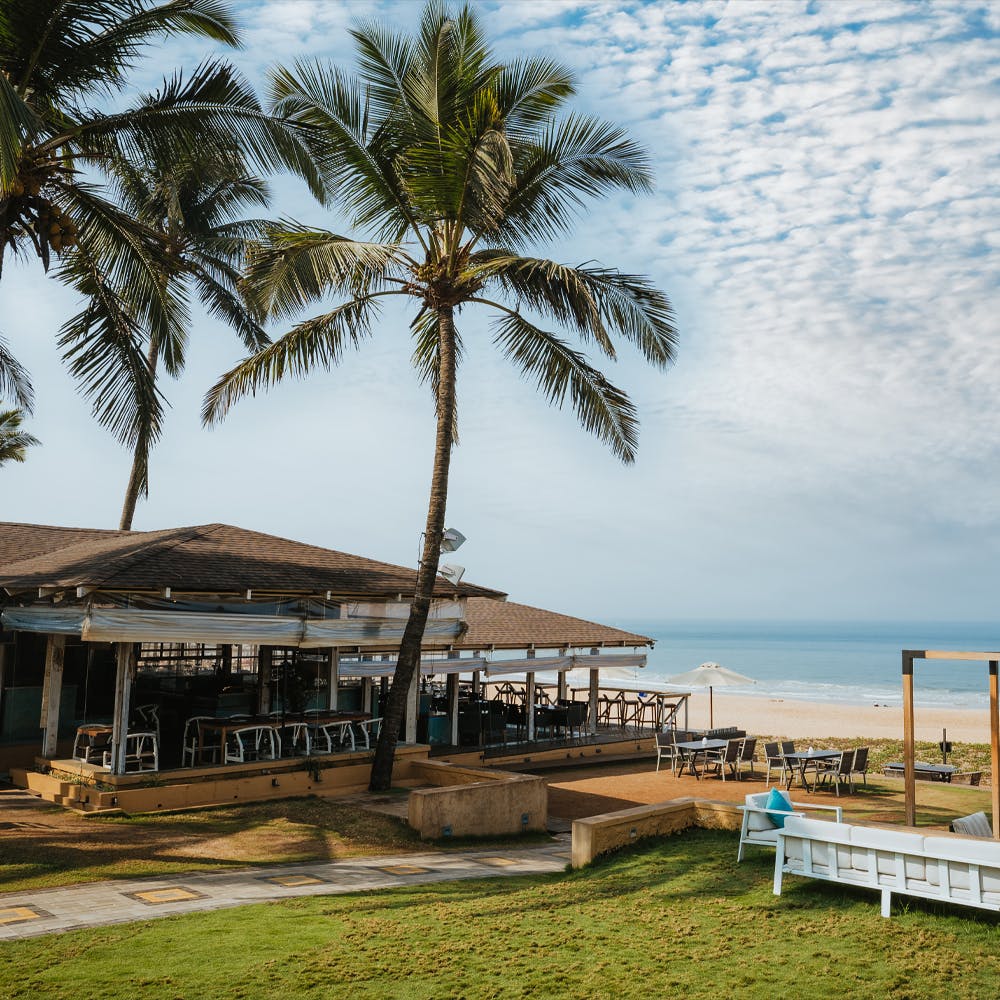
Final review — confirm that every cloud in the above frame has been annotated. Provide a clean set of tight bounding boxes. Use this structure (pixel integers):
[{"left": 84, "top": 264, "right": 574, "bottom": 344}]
[{"left": 2, "top": 0, "right": 998, "bottom": 621}]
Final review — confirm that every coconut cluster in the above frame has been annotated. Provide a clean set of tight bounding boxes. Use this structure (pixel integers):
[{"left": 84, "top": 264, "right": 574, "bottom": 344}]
[{"left": 4, "top": 170, "right": 79, "bottom": 257}]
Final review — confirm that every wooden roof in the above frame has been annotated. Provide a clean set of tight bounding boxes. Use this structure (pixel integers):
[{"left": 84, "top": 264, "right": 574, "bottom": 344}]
[
  {"left": 0, "top": 522, "right": 504, "bottom": 601},
  {"left": 458, "top": 597, "right": 652, "bottom": 650}
]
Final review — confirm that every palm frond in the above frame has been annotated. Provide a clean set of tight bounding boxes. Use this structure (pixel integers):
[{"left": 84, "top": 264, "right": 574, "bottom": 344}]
[
  {"left": 493, "top": 57, "right": 574, "bottom": 140},
  {"left": 494, "top": 114, "right": 653, "bottom": 248},
  {"left": 202, "top": 294, "right": 385, "bottom": 425},
  {"left": 0, "top": 335, "right": 34, "bottom": 412},
  {"left": 0, "top": 408, "right": 39, "bottom": 465},
  {"left": 0, "top": 71, "right": 39, "bottom": 189},
  {"left": 475, "top": 254, "right": 676, "bottom": 368},
  {"left": 245, "top": 223, "right": 407, "bottom": 319},
  {"left": 490, "top": 308, "right": 639, "bottom": 463},
  {"left": 57, "top": 250, "right": 165, "bottom": 452},
  {"left": 268, "top": 59, "right": 417, "bottom": 241}
]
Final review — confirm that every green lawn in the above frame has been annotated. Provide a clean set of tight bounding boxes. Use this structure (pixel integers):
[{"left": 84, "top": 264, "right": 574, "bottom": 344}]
[{"left": 3, "top": 830, "right": 1000, "bottom": 999}]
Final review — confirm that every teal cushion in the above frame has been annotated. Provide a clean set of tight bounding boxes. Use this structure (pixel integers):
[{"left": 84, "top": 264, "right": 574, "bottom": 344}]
[{"left": 765, "top": 787, "right": 792, "bottom": 828}]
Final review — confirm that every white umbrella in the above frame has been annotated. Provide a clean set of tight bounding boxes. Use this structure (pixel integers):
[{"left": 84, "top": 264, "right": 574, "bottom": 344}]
[{"left": 666, "top": 661, "right": 756, "bottom": 728}]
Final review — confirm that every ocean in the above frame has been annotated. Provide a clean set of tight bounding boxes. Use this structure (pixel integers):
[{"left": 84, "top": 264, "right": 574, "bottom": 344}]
[{"left": 616, "top": 620, "right": 1000, "bottom": 710}]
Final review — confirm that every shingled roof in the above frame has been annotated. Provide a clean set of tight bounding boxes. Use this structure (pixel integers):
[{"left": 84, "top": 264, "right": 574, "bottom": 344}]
[
  {"left": 459, "top": 597, "right": 652, "bottom": 650},
  {"left": 0, "top": 522, "right": 504, "bottom": 600}
]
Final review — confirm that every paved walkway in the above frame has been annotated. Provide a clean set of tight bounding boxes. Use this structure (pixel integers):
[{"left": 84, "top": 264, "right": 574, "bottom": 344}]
[{"left": 0, "top": 838, "right": 572, "bottom": 941}]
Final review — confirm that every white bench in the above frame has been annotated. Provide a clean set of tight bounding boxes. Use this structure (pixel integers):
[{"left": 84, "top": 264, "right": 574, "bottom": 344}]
[{"left": 774, "top": 815, "right": 1000, "bottom": 917}]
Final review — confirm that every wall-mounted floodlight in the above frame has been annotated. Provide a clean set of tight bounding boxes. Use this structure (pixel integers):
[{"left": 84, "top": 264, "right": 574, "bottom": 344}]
[
  {"left": 439, "top": 564, "right": 465, "bottom": 586},
  {"left": 440, "top": 528, "right": 466, "bottom": 553}
]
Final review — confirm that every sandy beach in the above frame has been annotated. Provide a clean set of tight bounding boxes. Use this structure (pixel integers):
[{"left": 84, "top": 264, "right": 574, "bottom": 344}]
[{"left": 684, "top": 691, "right": 990, "bottom": 743}]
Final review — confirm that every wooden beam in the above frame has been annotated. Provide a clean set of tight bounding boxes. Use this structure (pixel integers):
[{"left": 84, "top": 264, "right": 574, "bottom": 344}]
[
  {"left": 990, "top": 661, "right": 1000, "bottom": 840},
  {"left": 109, "top": 643, "right": 134, "bottom": 776},
  {"left": 916, "top": 650, "right": 1000, "bottom": 661},
  {"left": 902, "top": 651, "right": 916, "bottom": 827},
  {"left": 258, "top": 646, "right": 273, "bottom": 714},
  {"left": 40, "top": 634, "right": 66, "bottom": 758}
]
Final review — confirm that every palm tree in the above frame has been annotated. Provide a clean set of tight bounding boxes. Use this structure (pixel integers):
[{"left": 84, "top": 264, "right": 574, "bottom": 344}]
[
  {"left": 0, "top": 407, "right": 39, "bottom": 466},
  {"left": 59, "top": 145, "right": 271, "bottom": 529},
  {"left": 0, "top": 0, "right": 319, "bottom": 443},
  {"left": 203, "top": 1, "right": 677, "bottom": 790}
]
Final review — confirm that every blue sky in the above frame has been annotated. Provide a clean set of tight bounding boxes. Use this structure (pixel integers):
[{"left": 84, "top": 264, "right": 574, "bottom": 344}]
[{"left": 2, "top": 1, "right": 999, "bottom": 623}]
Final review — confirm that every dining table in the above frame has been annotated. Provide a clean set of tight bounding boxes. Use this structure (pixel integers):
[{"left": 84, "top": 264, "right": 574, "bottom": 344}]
[
  {"left": 782, "top": 749, "right": 840, "bottom": 792},
  {"left": 674, "top": 738, "right": 728, "bottom": 779}
]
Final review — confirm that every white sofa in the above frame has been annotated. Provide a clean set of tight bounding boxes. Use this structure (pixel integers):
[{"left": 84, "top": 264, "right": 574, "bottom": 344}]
[
  {"left": 774, "top": 815, "right": 1000, "bottom": 917},
  {"left": 738, "top": 790, "right": 843, "bottom": 862}
]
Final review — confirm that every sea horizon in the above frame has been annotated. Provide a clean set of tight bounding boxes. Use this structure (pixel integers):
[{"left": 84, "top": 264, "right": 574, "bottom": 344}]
[{"left": 611, "top": 618, "right": 1000, "bottom": 711}]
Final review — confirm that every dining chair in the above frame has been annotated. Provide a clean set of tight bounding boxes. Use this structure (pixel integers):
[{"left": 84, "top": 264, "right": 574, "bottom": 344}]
[
  {"left": 818, "top": 748, "right": 855, "bottom": 795},
  {"left": 737, "top": 736, "right": 758, "bottom": 779},
  {"left": 850, "top": 746, "right": 870, "bottom": 787},
  {"left": 763, "top": 742, "right": 786, "bottom": 784}
]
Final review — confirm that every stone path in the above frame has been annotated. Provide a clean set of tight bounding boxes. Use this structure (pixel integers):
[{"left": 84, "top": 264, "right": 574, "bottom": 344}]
[{"left": 0, "top": 837, "right": 571, "bottom": 941}]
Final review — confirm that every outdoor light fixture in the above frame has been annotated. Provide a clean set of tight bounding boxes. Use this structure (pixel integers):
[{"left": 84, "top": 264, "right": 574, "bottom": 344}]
[
  {"left": 440, "top": 528, "right": 466, "bottom": 553},
  {"left": 439, "top": 564, "right": 465, "bottom": 586}
]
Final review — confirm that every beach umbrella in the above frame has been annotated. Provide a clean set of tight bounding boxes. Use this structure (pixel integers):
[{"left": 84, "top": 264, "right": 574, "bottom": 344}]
[{"left": 666, "top": 662, "right": 756, "bottom": 728}]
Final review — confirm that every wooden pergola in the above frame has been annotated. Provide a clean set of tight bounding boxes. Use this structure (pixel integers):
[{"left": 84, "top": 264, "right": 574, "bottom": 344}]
[{"left": 902, "top": 650, "right": 1000, "bottom": 839}]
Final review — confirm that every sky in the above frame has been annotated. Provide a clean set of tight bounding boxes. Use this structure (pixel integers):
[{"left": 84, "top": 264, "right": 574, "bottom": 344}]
[{"left": 2, "top": 1, "right": 999, "bottom": 625}]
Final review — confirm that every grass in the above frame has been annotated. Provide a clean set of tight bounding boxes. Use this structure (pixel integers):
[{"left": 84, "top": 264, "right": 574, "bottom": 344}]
[
  {"left": 2, "top": 830, "right": 1000, "bottom": 999},
  {"left": 0, "top": 796, "right": 548, "bottom": 895}
]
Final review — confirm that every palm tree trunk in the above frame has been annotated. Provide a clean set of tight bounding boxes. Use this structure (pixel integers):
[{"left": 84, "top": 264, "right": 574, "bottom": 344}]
[
  {"left": 369, "top": 307, "right": 458, "bottom": 791},
  {"left": 119, "top": 338, "right": 160, "bottom": 530}
]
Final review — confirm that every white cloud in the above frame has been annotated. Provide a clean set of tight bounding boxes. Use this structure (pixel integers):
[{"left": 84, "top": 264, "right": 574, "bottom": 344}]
[{"left": 3, "top": 0, "right": 999, "bottom": 621}]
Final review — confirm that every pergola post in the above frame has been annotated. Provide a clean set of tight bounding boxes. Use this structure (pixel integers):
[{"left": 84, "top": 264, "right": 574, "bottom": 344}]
[
  {"left": 902, "top": 651, "right": 916, "bottom": 827},
  {"left": 588, "top": 667, "right": 599, "bottom": 736},
  {"left": 110, "top": 642, "right": 134, "bottom": 776},
  {"left": 327, "top": 648, "right": 339, "bottom": 710},
  {"left": 990, "top": 660, "right": 999, "bottom": 840},
  {"left": 40, "top": 634, "right": 66, "bottom": 758}
]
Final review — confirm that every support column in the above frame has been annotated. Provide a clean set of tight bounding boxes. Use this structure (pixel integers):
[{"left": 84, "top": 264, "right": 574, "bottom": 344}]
[
  {"left": 404, "top": 662, "right": 419, "bottom": 743},
  {"left": 327, "top": 648, "right": 339, "bottom": 710},
  {"left": 557, "top": 660, "right": 568, "bottom": 703},
  {"left": 526, "top": 671, "right": 536, "bottom": 741},
  {"left": 362, "top": 677, "right": 373, "bottom": 717},
  {"left": 472, "top": 670, "right": 481, "bottom": 698},
  {"left": 258, "top": 646, "right": 273, "bottom": 715},
  {"left": 589, "top": 667, "right": 600, "bottom": 736},
  {"left": 902, "top": 651, "right": 916, "bottom": 828},
  {"left": 990, "top": 660, "right": 1000, "bottom": 841},
  {"left": 447, "top": 672, "right": 459, "bottom": 747},
  {"left": 110, "top": 643, "right": 135, "bottom": 776},
  {"left": 40, "top": 635, "right": 66, "bottom": 758}
]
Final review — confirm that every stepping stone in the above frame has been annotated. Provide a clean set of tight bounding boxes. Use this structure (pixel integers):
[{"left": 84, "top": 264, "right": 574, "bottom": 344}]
[
  {"left": 377, "top": 865, "right": 432, "bottom": 876},
  {"left": 0, "top": 905, "right": 50, "bottom": 926},
  {"left": 125, "top": 886, "right": 207, "bottom": 905},
  {"left": 262, "top": 874, "right": 328, "bottom": 888}
]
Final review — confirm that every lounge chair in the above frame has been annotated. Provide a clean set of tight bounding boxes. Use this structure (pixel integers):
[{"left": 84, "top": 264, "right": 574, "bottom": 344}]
[{"left": 951, "top": 812, "right": 993, "bottom": 838}]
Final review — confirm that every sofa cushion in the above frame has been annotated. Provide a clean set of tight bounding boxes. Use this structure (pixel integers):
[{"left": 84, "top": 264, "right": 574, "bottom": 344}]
[
  {"left": 764, "top": 787, "right": 792, "bottom": 828},
  {"left": 849, "top": 825, "right": 928, "bottom": 882},
  {"left": 924, "top": 837, "right": 1000, "bottom": 892}
]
